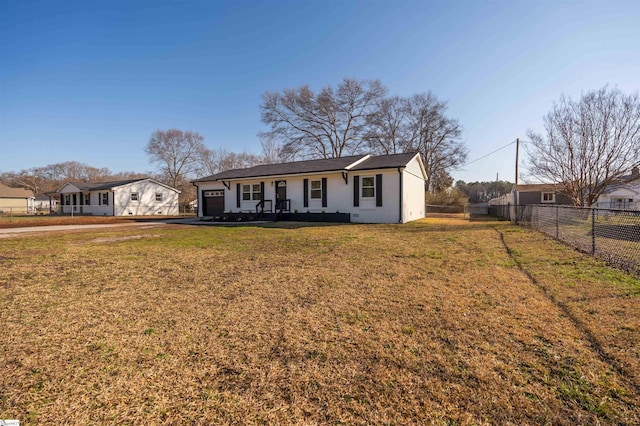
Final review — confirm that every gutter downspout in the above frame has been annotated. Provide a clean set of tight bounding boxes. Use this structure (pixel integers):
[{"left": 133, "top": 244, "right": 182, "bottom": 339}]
[
  {"left": 192, "top": 181, "right": 200, "bottom": 218},
  {"left": 398, "top": 167, "right": 404, "bottom": 223}
]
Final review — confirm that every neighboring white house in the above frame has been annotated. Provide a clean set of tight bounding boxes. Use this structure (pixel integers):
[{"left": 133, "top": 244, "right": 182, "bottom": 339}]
[
  {"left": 56, "top": 178, "right": 180, "bottom": 216},
  {"left": 34, "top": 194, "right": 59, "bottom": 213},
  {"left": 193, "top": 152, "right": 427, "bottom": 224},
  {"left": 0, "top": 183, "right": 35, "bottom": 214},
  {"left": 595, "top": 167, "right": 640, "bottom": 210}
]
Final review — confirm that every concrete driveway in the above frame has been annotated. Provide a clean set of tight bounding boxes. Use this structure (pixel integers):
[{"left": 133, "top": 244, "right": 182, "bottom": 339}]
[{"left": 0, "top": 222, "right": 169, "bottom": 238}]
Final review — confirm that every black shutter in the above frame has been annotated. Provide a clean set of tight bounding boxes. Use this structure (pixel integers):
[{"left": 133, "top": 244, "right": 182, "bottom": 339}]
[
  {"left": 376, "top": 174, "right": 383, "bottom": 207},
  {"left": 236, "top": 184, "right": 241, "bottom": 208},
  {"left": 353, "top": 175, "right": 360, "bottom": 207},
  {"left": 303, "top": 179, "right": 309, "bottom": 208},
  {"left": 98, "top": 192, "right": 101, "bottom": 206},
  {"left": 260, "top": 182, "right": 265, "bottom": 202},
  {"left": 321, "top": 178, "right": 327, "bottom": 208}
]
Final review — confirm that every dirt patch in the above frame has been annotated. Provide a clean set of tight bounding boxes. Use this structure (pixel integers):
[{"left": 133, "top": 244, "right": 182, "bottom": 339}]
[{"left": 91, "top": 235, "right": 148, "bottom": 243}]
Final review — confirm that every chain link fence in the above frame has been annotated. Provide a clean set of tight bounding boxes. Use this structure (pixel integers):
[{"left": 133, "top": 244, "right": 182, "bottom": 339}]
[{"left": 489, "top": 204, "right": 640, "bottom": 276}]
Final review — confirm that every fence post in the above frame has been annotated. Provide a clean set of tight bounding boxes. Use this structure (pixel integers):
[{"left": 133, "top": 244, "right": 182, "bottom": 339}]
[
  {"left": 556, "top": 206, "right": 559, "bottom": 238},
  {"left": 591, "top": 207, "right": 596, "bottom": 255}
]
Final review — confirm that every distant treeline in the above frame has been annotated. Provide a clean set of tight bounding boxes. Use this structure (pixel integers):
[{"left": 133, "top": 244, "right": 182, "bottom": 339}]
[
  {"left": 455, "top": 180, "right": 513, "bottom": 204},
  {"left": 0, "top": 161, "right": 149, "bottom": 196}
]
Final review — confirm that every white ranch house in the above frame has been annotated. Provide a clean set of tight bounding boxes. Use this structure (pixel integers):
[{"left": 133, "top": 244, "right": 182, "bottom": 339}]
[
  {"left": 193, "top": 152, "right": 427, "bottom": 224},
  {"left": 595, "top": 167, "right": 640, "bottom": 210},
  {"left": 56, "top": 179, "right": 180, "bottom": 216}
]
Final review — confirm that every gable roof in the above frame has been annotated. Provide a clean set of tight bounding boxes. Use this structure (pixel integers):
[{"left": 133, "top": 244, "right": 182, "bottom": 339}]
[
  {"left": 349, "top": 152, "right": 420, "bottom": 171},
  {"left": 57, "top": 178, "right": 180, "bottom": 193},
  {"left": 0, "top": 183, "right": 35, "bottom": 198},
  {"left": 193, "top": 153, "right": 422, "bottom": 182}
]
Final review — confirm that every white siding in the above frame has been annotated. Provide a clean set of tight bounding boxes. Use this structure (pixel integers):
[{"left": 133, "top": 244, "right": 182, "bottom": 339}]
[
  {"left": 58, "top": 180, "right": 179, "bottom": 216},
  {"left": 401, "top": 156, "right": 426, "bottom": 223},
  {"left": 402, "top": 168, "right": 425, "bottom": 223},
  {"left": 113, "top": 181, "right": 179, "bottom": 216}
]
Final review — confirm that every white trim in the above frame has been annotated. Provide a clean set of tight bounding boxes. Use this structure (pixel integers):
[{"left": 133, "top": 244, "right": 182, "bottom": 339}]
[
  {"left": 361, "top": 176, "right": 376, "bottom": 199},
  {"left": 541, "top": 192, "right": 556, "bottom": 203}
]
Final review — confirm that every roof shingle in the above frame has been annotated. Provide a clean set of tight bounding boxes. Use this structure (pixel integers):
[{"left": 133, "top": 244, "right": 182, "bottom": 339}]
[{"left": 0, "top": 183, "right": 34, "bottom": 198}]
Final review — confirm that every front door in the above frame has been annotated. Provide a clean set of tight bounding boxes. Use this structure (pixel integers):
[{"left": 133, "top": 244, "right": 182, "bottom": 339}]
[
  {"left": 202, "top": 190, "right": 225, "bottom": 217},
  {"left": 275, "top": 180, "right": 286, "bottom": 210}
]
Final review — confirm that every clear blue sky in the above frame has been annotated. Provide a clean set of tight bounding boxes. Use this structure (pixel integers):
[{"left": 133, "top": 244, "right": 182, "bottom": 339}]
[{"left": 1, "top": 0, "right": 638, "bottom": 183}]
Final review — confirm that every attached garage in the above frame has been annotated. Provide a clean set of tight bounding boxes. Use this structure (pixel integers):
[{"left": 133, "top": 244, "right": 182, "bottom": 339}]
[{"left": 202, "top": 190, "right": 225, "bottom": 217}]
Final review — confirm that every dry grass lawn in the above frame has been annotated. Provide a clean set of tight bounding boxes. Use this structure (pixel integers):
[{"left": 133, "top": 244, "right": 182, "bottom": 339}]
[{"left": 1, "top": 217, "right": 639, "bottom": 424}]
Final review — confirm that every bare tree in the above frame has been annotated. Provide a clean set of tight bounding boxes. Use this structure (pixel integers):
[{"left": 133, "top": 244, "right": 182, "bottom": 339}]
[
  {"left": 145, "top": 129, "right": 206, "bottom": 190},
  {"left": 7, "top": 169, "right": 45, "bottom": 195},
  {"left": 404, "top": 93, "right": 466, "bottom": 193},
  {"left": 198, "top": 147, "right": 264, "bottom": 176},
  {"left": 527, "top": 87, "right": 640, "bottom": 206},
  {"left": 365, "top": 96, "right": 410, "bottom": 155},
  {"left": 260, "top": 78, "right": 386, "bottom": 159},
  {"left": 259, "top": 133, "right": 290, "bottom": 164}
]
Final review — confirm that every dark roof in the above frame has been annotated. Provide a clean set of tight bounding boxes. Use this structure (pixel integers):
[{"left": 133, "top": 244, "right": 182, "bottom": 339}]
[
  {"left": 63, "top": 179, "right": 145, "bottom": 191},
  {"left": 193, "top": 153, "right": 421, "bottom": 182},
  {"left": 350, "top": 152, "right": 419, "bottom": 171}
]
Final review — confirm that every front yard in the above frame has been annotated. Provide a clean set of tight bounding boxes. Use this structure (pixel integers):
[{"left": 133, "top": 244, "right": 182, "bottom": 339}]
[{"left": 0, "top": 218, "right": 638, "bottom": 424}]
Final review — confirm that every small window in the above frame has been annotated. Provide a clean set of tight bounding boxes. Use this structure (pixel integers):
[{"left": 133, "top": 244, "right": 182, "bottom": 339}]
[
  {"left": 130, "top": 193, "right": 139, "bottom": 201},
  {"left": 252, "top": 183, "right": 262, "bottom": 200},
  {"left": 241, "top": 184, "right": 262, "bottom": 201},
  {"left": 362, "top": 177, "right": 375, "bottom": 198},
  {"left": 155, "top": 193, "right": 163, "bottom": 202},
  {"left": 541, "top": 192, "right": 555, "bottom": 203},
  {"left": 84, "top": 194, "right": 90, "bottom": 205},
  {"left": 310, "top": 180, "right": 322, "bottom": 199},
  {"left": 65, "top": 195, "right": 70, "bottom": 205},
  {"left": 101, "top": 193, "right": 109, "bottom": 205}
]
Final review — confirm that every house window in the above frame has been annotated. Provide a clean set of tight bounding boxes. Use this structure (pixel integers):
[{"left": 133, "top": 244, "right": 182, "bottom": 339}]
[
  {"left": 310, "top": 180, "right": 322, "bottom": 199},
  {"left": 541, "top": 192, "right": 555, "bottom": 203},
  {"left": 84, "top": 194, "right": 90, "bottom": 205},
  {"left": 242, "top": 184, "right": 262, "bottom": 201},
  {"left": 252, "top": 184, "right": 262, "bottom": 200},
  {"left": 362, "top": 177, "right": 375, "bottom": 198},
  {"left": 65, "top": 195, "right": 70, "bottom": 205},
  {"left": 101, "top": 193, "right": 109, "bottom": 205},
  {"left": 130, "top": 192, "right": 139, "bottom": 202},
  {"left": 155, "top": 193, "right": 163, "bottom": 202}
]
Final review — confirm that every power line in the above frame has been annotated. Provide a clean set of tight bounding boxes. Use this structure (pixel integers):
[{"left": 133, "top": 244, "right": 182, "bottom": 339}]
[{"left": 459, "top": 140, "right": 517, "bottom": 168}]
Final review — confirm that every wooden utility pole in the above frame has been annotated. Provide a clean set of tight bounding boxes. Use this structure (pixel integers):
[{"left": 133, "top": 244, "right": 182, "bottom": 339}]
[{"left": 515, "top": 138, "right": 519, "bottom": 186}]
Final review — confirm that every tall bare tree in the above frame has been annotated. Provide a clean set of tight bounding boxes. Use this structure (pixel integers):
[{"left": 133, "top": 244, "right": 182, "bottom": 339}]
[
  {"left": 365, "top": 92, "right": 466, "bottom": 192},
  {"left": 198, "top": 147, "right": 264, "bottom": 176},
  {"left": 365, "top": 96, "right": 410, "bottom": 155},
  {"left": 260, "top": 78, "right": 386, "bottom": 159},
  {"left": 145, "top": 129, "right": 206, "bottom": 191},
  {"left": 259, "top": 133, "right": 290, "bottom": 164},
  {"left": 527, "top": 87, "right": 640, "bottom": 206}
]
